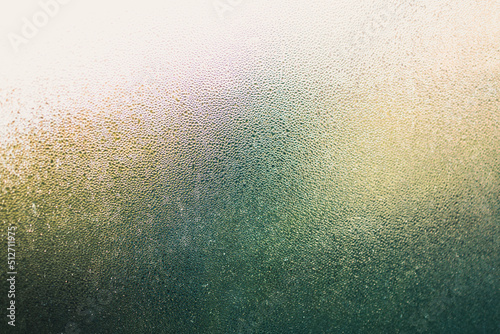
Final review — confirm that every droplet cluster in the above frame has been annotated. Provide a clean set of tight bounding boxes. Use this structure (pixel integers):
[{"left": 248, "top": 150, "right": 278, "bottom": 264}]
[{"left": 0, "top": 0, "right": 499, "bottom": 333}]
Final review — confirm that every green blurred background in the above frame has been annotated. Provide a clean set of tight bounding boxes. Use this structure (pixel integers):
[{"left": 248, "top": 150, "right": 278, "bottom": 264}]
[{"left": 1, "top": 0, "right": 499, "bottom": 333}]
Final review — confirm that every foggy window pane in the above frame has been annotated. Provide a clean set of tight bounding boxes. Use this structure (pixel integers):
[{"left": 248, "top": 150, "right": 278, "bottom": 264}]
[{"left": 1, "top": 0, "right": 499, "bottom": 333}]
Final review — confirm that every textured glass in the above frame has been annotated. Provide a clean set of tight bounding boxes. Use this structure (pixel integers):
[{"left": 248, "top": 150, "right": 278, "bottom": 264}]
[{"left": 1, "top": 0, "right": 499, "bottom": 333}]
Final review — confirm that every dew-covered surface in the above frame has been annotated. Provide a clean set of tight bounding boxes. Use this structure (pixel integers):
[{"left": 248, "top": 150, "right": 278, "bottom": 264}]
[{"left": 1, "top": 0, "right": 499, "bottom": 333}]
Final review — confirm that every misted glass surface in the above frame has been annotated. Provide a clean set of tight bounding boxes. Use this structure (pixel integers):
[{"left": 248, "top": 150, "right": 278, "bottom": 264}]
[{"left": 0, "top": 0, "right": 499, "bottom": 333}]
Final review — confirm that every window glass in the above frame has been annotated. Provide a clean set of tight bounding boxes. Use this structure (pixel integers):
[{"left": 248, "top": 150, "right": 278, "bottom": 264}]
[{"left": 1, "top": 1, "right": 499, "bottom": 333}]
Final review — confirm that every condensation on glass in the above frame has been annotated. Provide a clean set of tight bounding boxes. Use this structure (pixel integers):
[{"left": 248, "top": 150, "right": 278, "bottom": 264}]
[{"left": 0, "top": 0, "right": 499, "bottom": 333}]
